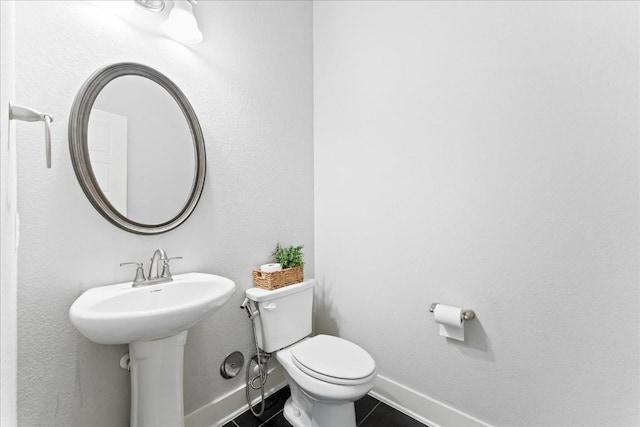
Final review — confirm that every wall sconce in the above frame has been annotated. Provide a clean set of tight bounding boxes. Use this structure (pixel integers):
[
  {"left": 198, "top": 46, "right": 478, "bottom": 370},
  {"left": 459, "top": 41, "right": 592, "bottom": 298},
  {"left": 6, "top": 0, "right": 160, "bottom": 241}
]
[
  {"left": 134, "top": 0, "right": 203, "bottom": 45},
  {"left": 163, "top": 0, "right": 203, "bottom": 44}
]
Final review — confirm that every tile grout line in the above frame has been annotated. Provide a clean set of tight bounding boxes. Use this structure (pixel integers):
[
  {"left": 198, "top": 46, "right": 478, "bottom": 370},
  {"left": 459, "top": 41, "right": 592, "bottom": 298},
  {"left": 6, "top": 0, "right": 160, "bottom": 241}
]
[
  {"left": 357, "top": 401, "right": 381, "bottom": 426},
  {"left": 258, "top": 408, "right": 285, "bottom": 427}
]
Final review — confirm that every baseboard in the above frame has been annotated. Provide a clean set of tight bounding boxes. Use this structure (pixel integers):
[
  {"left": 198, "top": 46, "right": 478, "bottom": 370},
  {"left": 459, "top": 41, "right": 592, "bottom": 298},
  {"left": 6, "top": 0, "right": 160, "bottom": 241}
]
[
  {"left": 185, "top": 365, "right": 286, "bottom": 427},
  {"left": 185, "top": 369, "right": 490, "bottom": 427},
  {"left": 370, "top": 375, "right": 492, "bottom": 427}
]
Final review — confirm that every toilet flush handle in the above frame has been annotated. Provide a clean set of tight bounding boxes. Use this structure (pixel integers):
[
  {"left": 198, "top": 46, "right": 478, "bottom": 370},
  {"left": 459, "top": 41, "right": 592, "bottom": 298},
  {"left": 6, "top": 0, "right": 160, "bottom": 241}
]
[{"left": 263, "top": 303, "right": 277, "bottom": 311}]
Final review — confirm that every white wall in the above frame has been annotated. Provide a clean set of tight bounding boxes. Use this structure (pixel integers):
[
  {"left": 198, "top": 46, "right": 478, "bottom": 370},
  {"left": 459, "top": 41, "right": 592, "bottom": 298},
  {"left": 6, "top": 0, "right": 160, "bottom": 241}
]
[
  {"left": 1, "top": 1, "right": 18, "bottom": 425},
  {"left": 314, "top": 2, "right": 639, "bottom": 426},
  {"left": 13, "top": 1, "right": 313, "bottom": 426}
]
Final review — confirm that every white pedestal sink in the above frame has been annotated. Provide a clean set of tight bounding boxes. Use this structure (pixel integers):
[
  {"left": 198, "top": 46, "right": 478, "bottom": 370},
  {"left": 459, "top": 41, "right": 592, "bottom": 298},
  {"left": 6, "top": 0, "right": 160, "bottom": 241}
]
[{"left": 69, "top": 273, "right": 235, "bottom": 427}]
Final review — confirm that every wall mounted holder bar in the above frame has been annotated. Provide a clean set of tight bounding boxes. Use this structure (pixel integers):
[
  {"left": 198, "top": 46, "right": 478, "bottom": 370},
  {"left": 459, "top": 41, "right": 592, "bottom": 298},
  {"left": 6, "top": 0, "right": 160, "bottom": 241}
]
[
  {"left": 429, "top": 302, "right": 476, "bottom": 321},
  {"left": 9, "top": 102, "right": 53, "bottom": 168}
]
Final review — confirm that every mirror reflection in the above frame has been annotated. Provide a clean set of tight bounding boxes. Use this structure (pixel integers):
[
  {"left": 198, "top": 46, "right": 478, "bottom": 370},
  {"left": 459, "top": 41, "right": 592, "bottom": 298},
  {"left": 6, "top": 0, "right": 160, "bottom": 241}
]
[{"left": 88, "top": 76, "right": 195, "bottom": 225}]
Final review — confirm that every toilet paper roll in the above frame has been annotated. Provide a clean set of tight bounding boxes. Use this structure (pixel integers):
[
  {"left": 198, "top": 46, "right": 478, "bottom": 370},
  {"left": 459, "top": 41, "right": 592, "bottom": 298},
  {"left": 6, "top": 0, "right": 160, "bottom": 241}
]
[
  {"left": 260, "top": 263, "right": 283, "bottom": 273},
  {"left": 433, "top": 304, "right": 465, "bottom": 341}
]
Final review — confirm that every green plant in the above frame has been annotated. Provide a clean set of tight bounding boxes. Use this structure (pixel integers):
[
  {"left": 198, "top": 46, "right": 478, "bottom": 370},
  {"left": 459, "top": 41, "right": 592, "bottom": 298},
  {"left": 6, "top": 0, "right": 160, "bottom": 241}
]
[{"left": 272, "top": 243, "right": 305, "bottom": 269}]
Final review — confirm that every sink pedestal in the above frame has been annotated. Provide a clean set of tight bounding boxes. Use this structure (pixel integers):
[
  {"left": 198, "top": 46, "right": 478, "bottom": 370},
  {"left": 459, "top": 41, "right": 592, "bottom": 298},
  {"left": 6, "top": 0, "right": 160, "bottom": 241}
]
[{"left": 129, "top": 331, "right": 188, "bottom": 427}]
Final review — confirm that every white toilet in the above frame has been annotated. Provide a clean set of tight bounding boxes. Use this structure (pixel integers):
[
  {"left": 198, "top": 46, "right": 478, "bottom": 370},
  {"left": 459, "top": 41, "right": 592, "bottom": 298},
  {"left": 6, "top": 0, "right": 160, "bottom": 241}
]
[{"left": 245, "top": 279, "right": 377, "bottom": 427}]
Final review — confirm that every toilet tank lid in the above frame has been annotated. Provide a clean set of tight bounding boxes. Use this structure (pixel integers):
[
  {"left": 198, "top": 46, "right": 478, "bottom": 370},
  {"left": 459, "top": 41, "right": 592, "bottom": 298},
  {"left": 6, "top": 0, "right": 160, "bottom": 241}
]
[{"left": 245, "top": 279, "right": 316, "bottom": 302}]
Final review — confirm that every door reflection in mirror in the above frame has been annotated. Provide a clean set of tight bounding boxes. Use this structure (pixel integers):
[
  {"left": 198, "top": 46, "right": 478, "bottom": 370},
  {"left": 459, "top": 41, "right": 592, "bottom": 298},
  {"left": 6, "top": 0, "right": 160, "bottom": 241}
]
[{"left": 90, "top": 76, "right": 195, "bottom": 224}]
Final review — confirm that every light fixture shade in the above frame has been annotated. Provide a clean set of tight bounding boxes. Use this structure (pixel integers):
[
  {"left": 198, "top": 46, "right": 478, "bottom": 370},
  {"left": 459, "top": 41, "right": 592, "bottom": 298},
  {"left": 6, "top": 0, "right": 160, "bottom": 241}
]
[
  {"left": 163, "top": 1, "right": 203, "bottom": 44},
  {"left": 134, "top": 0, "right": 165, "bottom": 12}
]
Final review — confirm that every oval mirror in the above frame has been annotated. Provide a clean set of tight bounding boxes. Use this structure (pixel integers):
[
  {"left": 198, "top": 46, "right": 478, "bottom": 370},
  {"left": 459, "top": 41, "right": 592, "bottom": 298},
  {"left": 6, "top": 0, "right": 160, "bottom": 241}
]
[{"left": 69, "top": 63, "right": 206, "bottom": 234}]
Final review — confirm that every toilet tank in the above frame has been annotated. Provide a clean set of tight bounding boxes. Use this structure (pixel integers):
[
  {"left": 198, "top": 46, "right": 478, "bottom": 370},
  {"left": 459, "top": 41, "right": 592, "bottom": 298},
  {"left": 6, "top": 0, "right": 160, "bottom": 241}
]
[{"left": 245, "top": 279, "right": 315, "bottom": 353}]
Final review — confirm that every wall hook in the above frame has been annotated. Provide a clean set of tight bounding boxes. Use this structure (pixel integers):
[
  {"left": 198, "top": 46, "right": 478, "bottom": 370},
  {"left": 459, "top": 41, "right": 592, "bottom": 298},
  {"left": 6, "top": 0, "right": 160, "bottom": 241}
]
[{"left": 9, "top": 102, "right": 53, "bottom": 168}]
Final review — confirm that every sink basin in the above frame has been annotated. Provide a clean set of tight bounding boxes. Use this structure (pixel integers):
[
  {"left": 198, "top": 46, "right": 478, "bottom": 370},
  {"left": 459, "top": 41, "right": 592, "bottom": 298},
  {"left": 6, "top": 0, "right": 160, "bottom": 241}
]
[{"left": 69, "top": 272, "right": 235, "bottom": 344}]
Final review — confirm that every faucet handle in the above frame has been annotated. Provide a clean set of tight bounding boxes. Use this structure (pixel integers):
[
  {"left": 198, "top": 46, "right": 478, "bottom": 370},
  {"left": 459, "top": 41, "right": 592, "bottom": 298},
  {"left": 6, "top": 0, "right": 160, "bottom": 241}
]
[
  {"left": 161, "top": 257, "right": 182, "bottom": 279},
  {"left": 120, "top": 262, "right": 146, "bottom": 283}
]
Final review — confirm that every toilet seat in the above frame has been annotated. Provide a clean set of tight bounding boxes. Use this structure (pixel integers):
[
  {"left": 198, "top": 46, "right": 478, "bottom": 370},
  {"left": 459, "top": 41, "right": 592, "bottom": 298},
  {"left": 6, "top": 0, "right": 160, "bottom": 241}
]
[{"left": 291, "top": 335, "right": 376, "bottom": 386}]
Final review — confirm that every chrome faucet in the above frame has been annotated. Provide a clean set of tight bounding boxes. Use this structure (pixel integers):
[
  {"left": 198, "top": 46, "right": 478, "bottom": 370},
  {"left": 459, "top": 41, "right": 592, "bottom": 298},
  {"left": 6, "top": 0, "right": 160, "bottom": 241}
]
[
  {"left": 120, "top": 248, "right": 182, "bottom": 287},
  {"left": 148, "top": 248, "right": 168, "bottom": 281}
]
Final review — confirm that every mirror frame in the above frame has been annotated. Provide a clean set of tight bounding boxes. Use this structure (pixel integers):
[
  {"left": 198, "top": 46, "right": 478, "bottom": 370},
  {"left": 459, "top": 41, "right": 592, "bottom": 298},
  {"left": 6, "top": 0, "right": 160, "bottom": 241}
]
[{"left": 69, "top": 62, "right": 206, "bottom": 235}]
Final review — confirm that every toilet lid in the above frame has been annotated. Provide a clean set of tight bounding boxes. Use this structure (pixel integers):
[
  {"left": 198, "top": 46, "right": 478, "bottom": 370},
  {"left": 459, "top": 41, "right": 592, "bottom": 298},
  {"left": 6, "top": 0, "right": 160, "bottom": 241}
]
[{"left": 291, "top": 335, "right": 376, "bottom": 384}]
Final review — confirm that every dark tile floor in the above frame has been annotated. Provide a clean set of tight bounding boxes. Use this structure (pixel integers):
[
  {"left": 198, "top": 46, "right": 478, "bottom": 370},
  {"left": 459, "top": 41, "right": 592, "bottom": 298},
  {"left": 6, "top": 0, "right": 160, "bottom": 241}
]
[{"left": 223, "top": 386, "right": 427, "bottom": 427}]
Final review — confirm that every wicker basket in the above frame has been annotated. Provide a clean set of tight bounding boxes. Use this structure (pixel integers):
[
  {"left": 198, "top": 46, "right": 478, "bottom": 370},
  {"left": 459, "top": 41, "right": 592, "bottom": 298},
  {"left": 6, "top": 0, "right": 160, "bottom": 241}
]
[{"left": 253, "top": 266, "right": 304, "bottom": 290}]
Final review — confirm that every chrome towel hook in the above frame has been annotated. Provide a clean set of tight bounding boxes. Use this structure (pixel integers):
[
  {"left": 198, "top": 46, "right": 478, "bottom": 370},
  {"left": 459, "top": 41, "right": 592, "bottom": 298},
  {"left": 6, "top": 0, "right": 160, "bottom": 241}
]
[
  {"left": 9, "top": 102, "right": 54, "bottom": 168},
  {"left": 429, "top": 302, "right": 476, "bottom": 321}
]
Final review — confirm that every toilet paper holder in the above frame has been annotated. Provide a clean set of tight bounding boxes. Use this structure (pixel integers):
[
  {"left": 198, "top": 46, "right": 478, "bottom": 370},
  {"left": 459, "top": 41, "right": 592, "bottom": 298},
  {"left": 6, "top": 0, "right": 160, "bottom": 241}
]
[{"left": 429, "top": 303, "right": 476, "bottom": 321}]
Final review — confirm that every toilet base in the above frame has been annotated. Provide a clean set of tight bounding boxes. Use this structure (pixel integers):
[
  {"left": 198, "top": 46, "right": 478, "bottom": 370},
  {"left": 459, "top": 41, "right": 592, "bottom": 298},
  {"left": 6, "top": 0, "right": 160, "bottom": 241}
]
[
  {"left": 282, "top": 395, "right": 357, "bottom": 427},
  {"left": 283, "top": 397, "right": 311, "bottom": 427}
]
